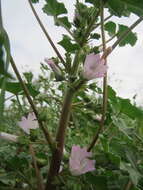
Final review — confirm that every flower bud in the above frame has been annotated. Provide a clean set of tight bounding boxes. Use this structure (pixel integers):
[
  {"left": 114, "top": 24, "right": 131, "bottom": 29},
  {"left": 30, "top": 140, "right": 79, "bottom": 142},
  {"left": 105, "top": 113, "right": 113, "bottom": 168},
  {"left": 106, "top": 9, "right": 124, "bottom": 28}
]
[{"left": 44, "top": 58, "right": 64, "bottom": 81}]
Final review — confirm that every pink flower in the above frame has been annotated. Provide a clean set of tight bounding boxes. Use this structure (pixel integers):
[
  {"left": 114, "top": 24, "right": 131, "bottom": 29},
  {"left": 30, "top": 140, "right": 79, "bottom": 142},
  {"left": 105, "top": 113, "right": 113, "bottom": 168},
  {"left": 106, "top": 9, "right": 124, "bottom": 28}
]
[
  {"left": 69, "top": 145, "right": 95, "bottom": 176},
  {"left": 83, "top": 53, "right": 107, "bottom": 80},
  {"left": 18, "top": 113, "right": 39, "bottom": 134}
]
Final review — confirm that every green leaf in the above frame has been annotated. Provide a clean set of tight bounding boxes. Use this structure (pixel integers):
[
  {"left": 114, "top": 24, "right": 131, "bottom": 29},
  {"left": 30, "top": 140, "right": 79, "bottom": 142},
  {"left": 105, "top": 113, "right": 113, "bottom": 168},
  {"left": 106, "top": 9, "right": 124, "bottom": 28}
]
[
  {"left": 107, "top": 0, "right": 143, "bottom": 17},
  {"left": 117, "top": 24, "right": 137, "bottom": 46},
  {"left": 0, "top": 80, "right": 39, "bottom": 97},
  {"left": 0, "top": 29, "right": 11, "bottom": 120},
  {"left": 118, "top": 98, "right": 143, "bottom": 119},
  {"left": 86, "top": 174, "right": 108, "bottom": 189},
  {"left": 120, "top": 162, "right": 140, "bottom": 186},
  {"left": 108, "top": 86, "right": 143, "bottom": 119},
  {"left": 104, "top": 21, "right": 116, "bottom": 36},
  {"left": 108, "top": 152, "right": 121, "bottom": 167},
  {"left": 43, "top": 0, "right": 67, "bottom": 16},
  {"left": 100, "top": 134, "right": 109, "bottom": 152},
  {"left": 31, "top": 0, "right": 39, "bottom": 3},
  {"left": 120, "top": 0, "right": 143, "bottom": 17},
  {"left": 111, "top": 116, "right": 132, "bottom": 140},
  {"left": 58, "top": 35, "right": 79, "bottom": 53},
  {"left": 107, "top": 0, "right": 128, "bottom": 17},
  {"left": 85, "top": 0, "right": 100, "bottom": 7},
  {"left": 108, "top": 86, "right": 116, "bottom": 100},
  {"left": 90, "top": 33, "right": 100, "bottom": 39},
  {"left": 55, "top": 16, "right": 71, "bottom": 29}
]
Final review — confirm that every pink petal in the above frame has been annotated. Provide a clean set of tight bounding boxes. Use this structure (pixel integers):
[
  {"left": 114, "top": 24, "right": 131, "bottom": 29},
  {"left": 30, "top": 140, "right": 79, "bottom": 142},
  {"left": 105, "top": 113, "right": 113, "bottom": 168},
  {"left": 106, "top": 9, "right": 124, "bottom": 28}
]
[
  {"left": 18, "top": 113, "right": 39, "bottom": 135},
  {"left": 69, "top": 145, "right": 95, "bottom": 176},
  {"left": 83, "top": 53, "right": 107, "bottom": 80}
]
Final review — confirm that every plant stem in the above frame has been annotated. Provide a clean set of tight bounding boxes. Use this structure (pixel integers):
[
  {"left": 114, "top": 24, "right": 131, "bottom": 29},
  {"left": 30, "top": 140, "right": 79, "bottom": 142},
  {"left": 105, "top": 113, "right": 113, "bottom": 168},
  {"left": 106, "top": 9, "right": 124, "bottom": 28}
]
[
  {"left": 29, "top": 144, "right": 44, "bottom": 190},
  {"left": 87, "top": 16, "right": 143, "bottom": 151},
  {"left": 45, "top": 88, "right": 74, "bottom": 189},
  {"left": 0, "top": 132, "right": 18, "bottom": 142},
  {"left": 94, "top": 14, "right": 113, "bottom": 30},
  {"left": 27, "top": 0, "right": 65, "bottom": 65},
  {"left": 0, "top": 0, "right": 3, "bottom": 28},
  {"left": 124, "top": 180, "right": 132, "bottom": 190},
  {"left": 10, "top": 56, "right": 54, "bottom": 151},
  {"left": 88, "top": 0, "right": 107, "bottom": 152},
  {"left": 71, "top": 50, "right": 81, "bottom": 76},
  {"left": 5, "top": 94, "right": 15, "bottom": 102},
  {"left": 98, "top": 33, "right": 117, "bottom": 49},
  {"left": 16, "top": 95, "right": 25, "bottom": 114}
]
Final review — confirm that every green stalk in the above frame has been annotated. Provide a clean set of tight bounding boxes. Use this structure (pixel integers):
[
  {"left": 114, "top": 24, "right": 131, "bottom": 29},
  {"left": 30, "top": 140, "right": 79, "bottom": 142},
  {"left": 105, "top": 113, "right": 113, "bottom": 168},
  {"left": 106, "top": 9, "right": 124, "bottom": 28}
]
[
  {"left": 29, "top": 144, "right": 44, "bottom": 190},
  {"left": 88, "top": 0, "right": 107, "bottom": 152}
]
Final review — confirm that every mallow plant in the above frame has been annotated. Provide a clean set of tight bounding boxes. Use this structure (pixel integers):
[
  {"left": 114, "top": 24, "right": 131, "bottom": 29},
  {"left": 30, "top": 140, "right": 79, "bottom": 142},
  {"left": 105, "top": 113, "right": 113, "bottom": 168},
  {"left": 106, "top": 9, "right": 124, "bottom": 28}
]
[{"left": 0, "top": 0, "right": 143, "bottom": 189}]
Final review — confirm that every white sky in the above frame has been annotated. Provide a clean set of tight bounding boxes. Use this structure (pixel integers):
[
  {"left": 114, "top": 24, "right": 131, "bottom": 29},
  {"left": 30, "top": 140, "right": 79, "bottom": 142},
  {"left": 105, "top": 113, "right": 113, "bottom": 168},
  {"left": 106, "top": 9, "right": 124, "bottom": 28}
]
[{"left": 2, "top": 0, "right": 143, "bottom": 105}]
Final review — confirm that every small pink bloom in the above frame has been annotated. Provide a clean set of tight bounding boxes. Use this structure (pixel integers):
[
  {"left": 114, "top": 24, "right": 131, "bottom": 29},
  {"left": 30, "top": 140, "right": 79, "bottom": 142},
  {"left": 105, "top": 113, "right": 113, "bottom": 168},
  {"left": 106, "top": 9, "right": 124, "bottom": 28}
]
[
  {"left": 83, "top": 53, "right": 107, "bottom": 80},
  {"left": 18, "top": 113, "right": 39, "bottom": 134},
  {"left": 69, "top": 145, "right": 95, "bottom": 176},
  {"left": 44, "top": 58, "right": 61, "bottom": 75}
]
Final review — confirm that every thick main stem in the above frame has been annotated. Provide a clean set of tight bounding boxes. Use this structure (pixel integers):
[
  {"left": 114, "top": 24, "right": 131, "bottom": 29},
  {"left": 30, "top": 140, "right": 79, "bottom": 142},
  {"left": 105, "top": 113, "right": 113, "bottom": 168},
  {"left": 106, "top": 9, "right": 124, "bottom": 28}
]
[{"left": 46, "top": 88, "right": 74, "bottom": 189}]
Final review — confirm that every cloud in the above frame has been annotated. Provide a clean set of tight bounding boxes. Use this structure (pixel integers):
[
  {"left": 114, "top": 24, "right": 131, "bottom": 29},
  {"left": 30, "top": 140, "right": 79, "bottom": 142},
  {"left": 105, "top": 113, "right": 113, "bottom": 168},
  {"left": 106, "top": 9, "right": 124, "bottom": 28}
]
[{"left": 2, "top": 0, "right": 143, "bottom": 105}]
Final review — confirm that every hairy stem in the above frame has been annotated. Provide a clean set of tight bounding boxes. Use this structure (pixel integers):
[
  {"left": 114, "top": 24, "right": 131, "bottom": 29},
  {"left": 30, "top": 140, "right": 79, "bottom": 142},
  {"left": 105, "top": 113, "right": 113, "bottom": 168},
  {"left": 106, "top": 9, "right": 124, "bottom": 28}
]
[
  {"left": 10, "top": 56, "right": 54, "bottom": 150},
  {"left": 29, "top": 144, "right": 44, "bottom": 190},
  {"left": 28, "top": 0, "right": 65, "bottom": 65},
  {"left": 46, "top": 88, "right": 74, "bottom": 189}
]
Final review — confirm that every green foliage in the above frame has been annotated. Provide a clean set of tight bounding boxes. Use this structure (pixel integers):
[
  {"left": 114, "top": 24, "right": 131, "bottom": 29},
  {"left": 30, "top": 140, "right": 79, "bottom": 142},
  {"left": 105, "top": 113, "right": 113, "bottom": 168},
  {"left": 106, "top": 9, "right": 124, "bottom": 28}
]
[
  {"left": 31, "top": 0, "right": 39, "bottom": 3},
  {"left": 90, "top": 33, "right": 100, "bottom": 39},
  {"left": 55, "top": 16, "right": 71, "bottom": 29},
  {"left": 107, "top": 0, "right": 143, "bottom": 17},
  {"left": 117, "top": 24, "right": 137, "bottom": 46},
  {"left": 0, "top": 80, "right": 39, "bottom": 97},
  {"left": 107, "top": 0, "right": 130, "bottom": 17},
  {"left": 104, "top": 21, "right": 116, "bottom": 36},
  {"left": 43, "top": 0, "right": 67, "bottom": 16},
  {"left": 58, "top": 35, "right": 79, "bottom": 53},
  {"left": 0, "top": 29, "right": 11, "bottom": 120}
]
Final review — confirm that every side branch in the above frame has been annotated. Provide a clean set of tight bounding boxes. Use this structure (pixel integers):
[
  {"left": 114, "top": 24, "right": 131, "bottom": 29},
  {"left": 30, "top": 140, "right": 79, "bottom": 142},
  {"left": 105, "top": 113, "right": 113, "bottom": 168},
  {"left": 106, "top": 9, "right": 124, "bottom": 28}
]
[
  {"left": 88, "top": 0, "right": 107, "bottom": 151},
  {"left": 87, "top": 16, "right": 143, "bottom": 151}
]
